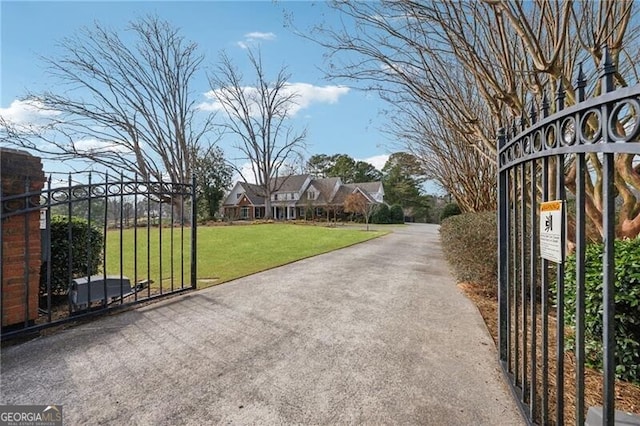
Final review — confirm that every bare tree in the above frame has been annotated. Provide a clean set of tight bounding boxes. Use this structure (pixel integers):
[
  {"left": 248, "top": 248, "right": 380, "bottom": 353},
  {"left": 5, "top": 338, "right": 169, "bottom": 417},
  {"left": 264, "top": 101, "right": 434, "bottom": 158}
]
[
  {"left": 344, "top": 192, "right": 376, "bottom": 231},
  {"left": 208, "top": 50, "right": 307, "bottom": 219},
  {"left": 297, "top": 0, "right": 640, "bottom": 237},
  {"left": 0, "top": 15, "right": 213, "bottom": 185}
]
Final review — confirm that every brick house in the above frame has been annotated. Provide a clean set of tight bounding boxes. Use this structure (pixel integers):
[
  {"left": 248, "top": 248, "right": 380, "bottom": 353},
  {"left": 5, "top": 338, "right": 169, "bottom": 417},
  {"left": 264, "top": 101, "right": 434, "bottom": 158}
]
[{"left": 222, "top": 174, "right": 384, "bottom": 221}]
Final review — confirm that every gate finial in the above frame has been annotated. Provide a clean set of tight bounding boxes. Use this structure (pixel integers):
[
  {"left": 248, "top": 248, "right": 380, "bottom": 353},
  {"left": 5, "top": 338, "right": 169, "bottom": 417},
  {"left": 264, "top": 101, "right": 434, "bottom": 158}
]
[
  {"left": 576, "top": 62, "right": 587, "bottom": 103},
  {"left": 600, "top": 45, "right": 615, "bottom": 93},
  {"left": 529, "top": 101, "right": 537, "bottom": 125},
  {"left": 542, "top": 91, "right": 550, "bottom": 118},
  {"left": 556, "top": 78, "right": 566, "bottom": 111}
]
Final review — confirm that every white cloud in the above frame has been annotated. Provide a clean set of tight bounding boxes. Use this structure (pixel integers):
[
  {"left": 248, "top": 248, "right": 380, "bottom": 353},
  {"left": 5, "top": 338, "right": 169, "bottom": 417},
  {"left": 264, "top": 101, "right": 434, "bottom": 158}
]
[
  {"left": 237, "top": 31, "right": 276, "bottom": 49},
  {"left": 245, "top": 32, "right": 276, "bottom": 41},
  {"left": 359, "top": 154, "right": 389, "bottom": 171},
  {"left": 0, "top": 99, "right": 60, "bottom": 132},
  {"left": 236, "top": 162, "right": 257, "bottom": 184},
  {"left": 198, "top": 83, "right": 350, "bottom": 117},
  {"left": 73, "top": 138, "right": 131, "bottom": 154}
]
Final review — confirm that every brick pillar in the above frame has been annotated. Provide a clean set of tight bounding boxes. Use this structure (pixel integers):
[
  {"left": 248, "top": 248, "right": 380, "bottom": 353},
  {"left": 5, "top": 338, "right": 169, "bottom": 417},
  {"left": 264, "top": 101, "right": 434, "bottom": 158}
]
[{"left": 1, "top": 148, "right": 45, "bottom": 328}]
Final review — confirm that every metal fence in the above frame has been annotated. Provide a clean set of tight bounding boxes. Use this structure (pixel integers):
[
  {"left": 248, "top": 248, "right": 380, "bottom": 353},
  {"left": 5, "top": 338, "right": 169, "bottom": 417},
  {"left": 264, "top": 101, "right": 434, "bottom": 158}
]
[
  {"left": 497, "top": 48, "right": 640, "bottom": 425},
  {"left": 0, "top": 171, "right": 197, "bottom": 340}
]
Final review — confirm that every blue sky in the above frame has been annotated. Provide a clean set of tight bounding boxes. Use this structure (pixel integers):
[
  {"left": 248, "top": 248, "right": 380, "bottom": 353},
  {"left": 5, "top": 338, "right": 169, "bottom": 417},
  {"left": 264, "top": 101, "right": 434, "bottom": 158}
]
[{"left": 0, "top": 1, "right": 397, "bottom": 182}]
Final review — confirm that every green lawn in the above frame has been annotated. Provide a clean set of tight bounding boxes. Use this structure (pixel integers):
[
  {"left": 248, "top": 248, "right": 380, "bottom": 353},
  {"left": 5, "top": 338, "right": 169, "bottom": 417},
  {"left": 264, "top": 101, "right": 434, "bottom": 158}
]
[{"left": 105, "top": 223, "right": 387, "bottom": 289}]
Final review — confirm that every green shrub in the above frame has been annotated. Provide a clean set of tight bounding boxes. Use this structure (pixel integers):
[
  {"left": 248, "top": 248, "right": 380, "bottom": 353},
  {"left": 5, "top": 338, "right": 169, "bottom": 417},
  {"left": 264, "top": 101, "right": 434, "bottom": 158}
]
[
  {"left": 372, "top": 204, "right": 390, "bottom": 224},
  {"left": 440, "top": 211, "right": 497, "bottom": 293},
  {"left": 560, "top": 238, "right": 640, "bottom": 384},
  {"left": 42, "top": 215, "right": 104, "bottom": 295},
  {"left": 389, "top": 204, "right": 404, "bottom": 224},
  {"left": 440, "top": 203, "right": 462, "bottom": 222}
]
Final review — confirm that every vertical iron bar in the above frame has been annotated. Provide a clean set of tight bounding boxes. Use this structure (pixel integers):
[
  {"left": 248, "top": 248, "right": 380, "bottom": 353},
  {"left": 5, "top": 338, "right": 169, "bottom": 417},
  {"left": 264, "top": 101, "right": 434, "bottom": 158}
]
[
  {"left": 119, "top": 172, "right": 124, "bottom": 303},
  {"left": 191, "top": 174, "right": 197, "bottom": 289},
  {"left": 509, "top": 168, "right": 515, "bottom": 373},
  {"left": 159, "top": 189, "right": 163, "bottom": 295},
  {"left": 46, "top": 176, "right": 53, "bottom": 322},
  {"left": 529, "top": 158, "right": 538, "bottom": 420},
  {"left": 555, "top": 154, "right": 566, "bottom": 426},
  {"left": 23, "top": 178, "right": 31, "bottom": 326},
  {"left": 576, "top": 151, "right": 587, "bottom": 425},
  {"left": 170, "top": 186, "right": 175, "bottom": 292},
  {"left": 498, "top": 129, "right": 509, "bottom": 363},
  {"left": 514, "top": 167, "right": 520, "bottom": 388},
  {"left": 146, "top": 184, "right": 151, "bottom": 299},
  {"left": 601, "top": 45, "right": 616, "bottom": 425},
  {"left": 87, "top": 173, "right": 93, "bottom": 311},
  {"left": 134, "top": 174, "right": 138, "bottom": 301},
  {"left": 541, "top": 156, "right": 549, "bottom": 426},
  {"left": 575, "top": 63, "right": 587, "bottom": 426},
  {"left": 103, "top": 173, "right": 108, "bottom": 308},
  {"left": 181, "top": 184, "right": 185, "bottom": 289},
  {"left": 520, "top": 162, "right": 527, "bottom": 401},
  {"left": 602, "top": 151, "right": 616, "bottom": 426},
  {"left": 67, "top": 174, "right": 73, "bottom": 315}
]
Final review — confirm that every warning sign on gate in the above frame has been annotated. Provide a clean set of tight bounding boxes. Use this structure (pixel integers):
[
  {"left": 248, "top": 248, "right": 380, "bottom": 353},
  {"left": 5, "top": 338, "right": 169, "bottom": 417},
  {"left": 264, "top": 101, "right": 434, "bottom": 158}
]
[{"left": 540, "top": 200, "right": 564, "bottom": 263}]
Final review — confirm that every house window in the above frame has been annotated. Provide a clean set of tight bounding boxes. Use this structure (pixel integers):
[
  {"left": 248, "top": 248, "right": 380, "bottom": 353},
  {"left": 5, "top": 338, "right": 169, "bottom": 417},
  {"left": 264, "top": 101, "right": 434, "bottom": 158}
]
[
  {"left": 240, "top": 206, "right": 249, "bottom": 219},
  {"left": 308, "top": 191, "right": 315, "bottom": 200},
  {"left": 255, "top": 207, "right": 262, "bottom": 219}
]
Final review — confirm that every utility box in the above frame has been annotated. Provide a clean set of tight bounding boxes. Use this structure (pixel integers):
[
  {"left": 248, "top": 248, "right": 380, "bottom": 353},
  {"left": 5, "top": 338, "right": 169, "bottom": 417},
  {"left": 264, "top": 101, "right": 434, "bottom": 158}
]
[{"left": 69, "top": 275, "right": 132, "bottom": 310}]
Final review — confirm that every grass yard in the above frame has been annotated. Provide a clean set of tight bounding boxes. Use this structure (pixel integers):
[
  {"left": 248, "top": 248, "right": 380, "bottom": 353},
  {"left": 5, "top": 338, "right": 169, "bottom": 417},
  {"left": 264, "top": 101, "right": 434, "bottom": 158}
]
[{"left": 105, "top": 223, "right": 387, "bottom": 289}]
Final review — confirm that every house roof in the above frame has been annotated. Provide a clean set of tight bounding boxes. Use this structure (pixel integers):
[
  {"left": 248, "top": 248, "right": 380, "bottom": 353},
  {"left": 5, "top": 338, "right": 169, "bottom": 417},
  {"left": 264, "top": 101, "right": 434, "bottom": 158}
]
[
  {"left": 344, "top": 181, "right": 383, "bottom": 194},
  {"left": 296, "top": 177, "right": 342, "bottom": 206},
  {"left": 331, "top": 185, "right": 354, "bottom": 205},
  {"left": 239, "top": 182, "right": 265, "bottom": 205},
  {"left": 271, "top": 174, "right": 310, "bottom": 192}
]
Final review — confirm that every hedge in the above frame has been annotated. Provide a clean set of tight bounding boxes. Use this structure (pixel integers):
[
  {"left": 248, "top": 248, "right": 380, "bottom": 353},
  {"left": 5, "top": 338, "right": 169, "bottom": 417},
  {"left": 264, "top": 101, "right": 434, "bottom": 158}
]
[
  {"left": 41, "top": 215, "right": 104, "bottom": 295},
  {"left": 560, "top": 237, "right": 640, "bottom": 384},
  {"left": 439, "top": 211, "right": 497, "bottom": 293},
  {"left": 440, "top": 203, "right": 462, "bottom": 222}
]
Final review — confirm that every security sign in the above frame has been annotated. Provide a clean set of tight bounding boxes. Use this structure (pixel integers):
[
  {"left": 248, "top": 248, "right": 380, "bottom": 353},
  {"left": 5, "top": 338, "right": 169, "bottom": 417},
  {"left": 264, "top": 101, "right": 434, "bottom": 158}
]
[{"left": 540, "top": 200, "right": 564, "bottom": 263}]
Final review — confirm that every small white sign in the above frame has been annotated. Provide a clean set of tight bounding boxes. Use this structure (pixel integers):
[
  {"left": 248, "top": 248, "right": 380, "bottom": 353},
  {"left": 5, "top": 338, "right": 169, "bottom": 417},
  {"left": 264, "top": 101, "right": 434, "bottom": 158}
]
[
  {"left": 39, "top": 208, "right": 47, "bottom": 230},
  {"left": 540, "top": 200, "right": 564, "bottom": 263}
]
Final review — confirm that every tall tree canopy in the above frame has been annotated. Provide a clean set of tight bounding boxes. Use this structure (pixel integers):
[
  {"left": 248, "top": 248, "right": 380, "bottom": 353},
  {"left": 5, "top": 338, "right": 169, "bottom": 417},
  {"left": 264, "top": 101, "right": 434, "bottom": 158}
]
[
  {"left": 1, "top": 15, "right": 214, "bottom": 184},
  {"left": 298, "top": 1, "right": 640, "bottom": 236},
  {"left": 305, "top": 153, "right": 382, "bottom": 183},
  {"left": 382, "top": 152, "right": 431, "bottom": 222},
  {"left": 208, "top": 49, "right": 307, "bottom": 219}
]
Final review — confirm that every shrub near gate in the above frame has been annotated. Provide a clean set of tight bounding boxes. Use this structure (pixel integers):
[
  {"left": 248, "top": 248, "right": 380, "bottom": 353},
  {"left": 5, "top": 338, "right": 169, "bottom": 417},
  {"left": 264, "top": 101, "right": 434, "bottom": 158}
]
[
  {"left": 440, "top": 203, "right": 462, "bottom": 222},
  {"left": 561, "top": 238, "right": 640, "bottom": 384},
  {"left": 439, "top": 211, "right": 497, "bottom": 294},
  {"left": 41, "top": 215, "right": 104, "bottom": 295}
]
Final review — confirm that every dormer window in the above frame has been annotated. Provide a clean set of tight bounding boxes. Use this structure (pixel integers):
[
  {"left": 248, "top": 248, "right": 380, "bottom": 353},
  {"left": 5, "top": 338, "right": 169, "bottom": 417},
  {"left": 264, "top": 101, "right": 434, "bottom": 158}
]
[{"left": 308, "top": 191, "right": 316, "bottom": 200}]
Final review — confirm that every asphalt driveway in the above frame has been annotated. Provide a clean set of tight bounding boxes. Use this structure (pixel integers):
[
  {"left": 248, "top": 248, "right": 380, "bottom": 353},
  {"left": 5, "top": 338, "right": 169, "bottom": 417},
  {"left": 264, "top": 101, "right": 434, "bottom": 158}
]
[{"left": 0, "top": 223, "right": 523, "bottom": 425}]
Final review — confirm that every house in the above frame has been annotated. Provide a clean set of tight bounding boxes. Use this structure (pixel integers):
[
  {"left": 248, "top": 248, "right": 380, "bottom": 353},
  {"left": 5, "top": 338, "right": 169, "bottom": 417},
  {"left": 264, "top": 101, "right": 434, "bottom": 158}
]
[{"left": 222, "top": 174, "right": 384, "bottom": 221}]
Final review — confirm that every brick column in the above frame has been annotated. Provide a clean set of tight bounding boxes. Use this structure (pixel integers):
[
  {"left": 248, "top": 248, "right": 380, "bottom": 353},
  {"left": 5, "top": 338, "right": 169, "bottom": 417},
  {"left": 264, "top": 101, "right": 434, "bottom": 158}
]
[{"left": 1, "top": 148, "right": 45, "bottom": 328}]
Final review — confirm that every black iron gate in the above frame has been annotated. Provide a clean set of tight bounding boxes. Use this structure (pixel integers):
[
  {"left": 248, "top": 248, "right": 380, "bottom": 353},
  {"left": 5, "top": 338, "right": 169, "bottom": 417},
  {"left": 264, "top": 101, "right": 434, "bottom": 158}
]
[
  {"left": 498, "top": 48, "right": 640, "bottom": 425},
  {"left": 1, "top": 170, "right": 197, "bottom": 340}
]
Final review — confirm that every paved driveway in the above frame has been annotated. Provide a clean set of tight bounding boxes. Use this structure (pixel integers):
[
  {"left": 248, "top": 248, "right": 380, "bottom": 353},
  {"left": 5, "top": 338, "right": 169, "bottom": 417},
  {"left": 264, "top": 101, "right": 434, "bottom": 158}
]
[{"left": 1, "top": 224, "right": 523, "bottom": 425}]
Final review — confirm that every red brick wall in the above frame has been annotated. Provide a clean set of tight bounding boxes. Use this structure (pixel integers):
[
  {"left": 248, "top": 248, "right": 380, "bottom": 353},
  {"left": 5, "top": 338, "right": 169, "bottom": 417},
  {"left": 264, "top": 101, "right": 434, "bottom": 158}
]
[{"left": 1, "top": 148, "right": 45, "bottom": 327}]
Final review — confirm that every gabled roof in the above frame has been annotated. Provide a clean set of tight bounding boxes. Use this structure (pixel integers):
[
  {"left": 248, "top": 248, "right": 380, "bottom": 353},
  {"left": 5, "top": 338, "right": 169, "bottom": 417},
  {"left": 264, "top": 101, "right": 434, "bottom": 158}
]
[
  {"left": 271, "top": 174, "right": 310, "bottom": 193},
  {"left": 331, "top": 185, "right": 354, "bottom": 205},
  {"left": 344, "top": 181, "right": 384, "bottom": 194},
  {"left": 239, "top": 182, "right": 265, "bottom": 205}
]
